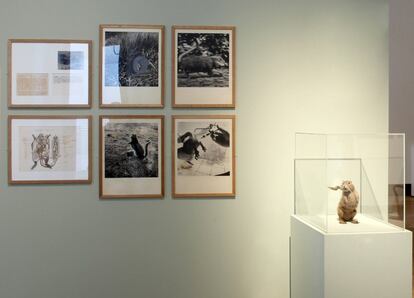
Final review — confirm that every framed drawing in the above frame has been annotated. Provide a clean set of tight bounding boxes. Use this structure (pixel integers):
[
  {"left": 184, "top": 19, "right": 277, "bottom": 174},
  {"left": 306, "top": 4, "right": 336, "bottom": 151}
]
[
  {"left": 100, "top": 115, "right": 164, "bottom": 198},
  {"left": 8, "top": 39, "right": 92, "bottom": 108},
  {"left": 172, "top": 115, "right": 236, "bottom": 197},
  {"left": 99, "top": 24, "right": 165, "bottom": 108},
  {"left": 8, "top": 115, "right": 91, "bottom": 184},
  {"left": 172, "top": 26, "right": 236, "bottom": 108}
]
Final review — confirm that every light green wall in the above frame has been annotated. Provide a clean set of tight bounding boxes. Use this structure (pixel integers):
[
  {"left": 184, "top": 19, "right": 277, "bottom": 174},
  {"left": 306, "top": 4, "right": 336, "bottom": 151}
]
[
  {"left": 390, "top": 0, "right": 414, "bottom": 186},
  {"left": 0, "top": 0, "right": 388, "bottom": 297}
]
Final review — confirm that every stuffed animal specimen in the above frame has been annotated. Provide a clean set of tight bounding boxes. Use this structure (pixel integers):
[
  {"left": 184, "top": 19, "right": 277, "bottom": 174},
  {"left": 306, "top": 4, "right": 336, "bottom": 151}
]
[{"left": 329, "top": 180, "right": 359, "bottom": 224}]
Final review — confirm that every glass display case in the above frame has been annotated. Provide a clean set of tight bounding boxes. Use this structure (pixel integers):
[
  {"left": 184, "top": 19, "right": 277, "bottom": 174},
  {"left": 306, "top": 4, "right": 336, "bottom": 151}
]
[{"left": 295, "top": 133, "right": 405, "bottom": 233}]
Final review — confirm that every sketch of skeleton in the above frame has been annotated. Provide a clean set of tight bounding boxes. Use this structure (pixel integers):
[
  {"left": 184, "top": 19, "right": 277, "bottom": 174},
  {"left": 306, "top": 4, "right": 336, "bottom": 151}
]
[{"left": 31, "top": 133, "right": 60, "bottom": 170}]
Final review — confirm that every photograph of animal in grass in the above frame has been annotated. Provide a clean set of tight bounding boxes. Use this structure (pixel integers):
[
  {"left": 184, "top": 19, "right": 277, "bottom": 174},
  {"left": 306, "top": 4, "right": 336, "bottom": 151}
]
[
  {"left": 177, "top": 32, "right": 230, "bottom": 87},
  {"left": 105, "top": 31, "right": 159, "bottom": 87},
  {"left": 104, "top": 122, "right": 159, "bottom": 178},
  {"left": 176, "top": 120, "right": 231, "bottom": 176}
]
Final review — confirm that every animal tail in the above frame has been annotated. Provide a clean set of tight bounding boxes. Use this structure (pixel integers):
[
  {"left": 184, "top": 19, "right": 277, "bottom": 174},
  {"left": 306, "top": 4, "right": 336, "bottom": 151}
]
[
  {"left": 178, "top": 39, "right": 199, "bottom": 62},
  {"left": 144, "top": 141, "right": 150, "bottom": 158}
]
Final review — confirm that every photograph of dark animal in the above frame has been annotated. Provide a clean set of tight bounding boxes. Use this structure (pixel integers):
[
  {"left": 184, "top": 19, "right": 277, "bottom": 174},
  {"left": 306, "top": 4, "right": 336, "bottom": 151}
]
[
  {"left": 129, "top": 134, "right": 150, "bottom": 160},
  {"left": 329, "top": 180, "right": 360, "bottom": 224},
  {"left": 105, "top": 122, "right": 158, "bottom": 178},
  {"left": 105, "top": 31, "right": 159, "bottom": 87},
  {"left": 177, "top": 33, "right": 229, "bottom": 87},
  {"left": 176, "top": 120, "right": 231, "bottom": 176}
]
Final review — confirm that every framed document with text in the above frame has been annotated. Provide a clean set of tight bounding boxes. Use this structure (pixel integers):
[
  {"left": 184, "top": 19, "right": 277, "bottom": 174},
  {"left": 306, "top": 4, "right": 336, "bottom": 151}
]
[{"left": 8, "top": 39, "right": 92, "bottom": 108}]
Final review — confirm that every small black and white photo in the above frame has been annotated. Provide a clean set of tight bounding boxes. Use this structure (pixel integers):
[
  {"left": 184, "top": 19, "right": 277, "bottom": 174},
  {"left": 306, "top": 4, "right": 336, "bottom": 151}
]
[
  {"left": 57, "top": 51, "right": 84, "bottom": 70},
  {"left": 177, "top": 32, "right": 229, "bottom": 88},
  {"left": 104, "top": 31, "right": 159, "bottom": 87},
  {"left": 104, "top": 121, "right": 159, "bottom": 178},
  {"left": 176, "top": 120, "right": 231, "bottom": 176}
]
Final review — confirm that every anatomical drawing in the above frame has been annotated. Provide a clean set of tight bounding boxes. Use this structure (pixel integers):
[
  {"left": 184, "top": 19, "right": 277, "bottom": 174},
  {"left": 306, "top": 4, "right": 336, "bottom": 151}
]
[
  {"left": 31, "top": 133, "right": 60, "bottom": 170},
  {"left": 329, "top": 180, "right": 360, "bottom": 224},
  {"left": 177, "top": 121, "right": 231, "bottom": 176},
  {"left": 177, "top": 33, "right": 229, "bottom": 87}
]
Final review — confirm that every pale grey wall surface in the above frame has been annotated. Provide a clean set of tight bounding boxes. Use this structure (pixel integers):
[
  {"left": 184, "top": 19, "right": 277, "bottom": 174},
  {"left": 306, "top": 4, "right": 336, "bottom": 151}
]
[
  {"left": 390, "top": 0, "right": 414, "bottom": 186},
  {"left": 0, "top": 1, "right": 388, "bottom": 298}
]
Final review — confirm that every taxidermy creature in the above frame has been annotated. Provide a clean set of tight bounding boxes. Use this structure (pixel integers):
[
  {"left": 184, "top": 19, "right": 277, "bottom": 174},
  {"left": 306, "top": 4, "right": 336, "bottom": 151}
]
[
  {"left": 329, "top": 180, "right": 360, "bottom": 224},
  {"left": 31, "top": 134, "right": 60, "bottom": 170},
  {"left": 196, "top": 124, "right": 230, "bottom": 147},
  {"left": 129, "top": 134, "right": 150, "bottom": 160},
  {"left": 177, "top": 132, "right": 206, "bottom": 165},
  {"left": 178, "top": 39, "right": 226, "bottom": 77}
]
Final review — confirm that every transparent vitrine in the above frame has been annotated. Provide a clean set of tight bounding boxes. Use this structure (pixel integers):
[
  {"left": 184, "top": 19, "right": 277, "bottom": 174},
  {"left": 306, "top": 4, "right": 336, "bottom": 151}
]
[{"left": 295, "top": 133, "right": 405, "bottom": 233}]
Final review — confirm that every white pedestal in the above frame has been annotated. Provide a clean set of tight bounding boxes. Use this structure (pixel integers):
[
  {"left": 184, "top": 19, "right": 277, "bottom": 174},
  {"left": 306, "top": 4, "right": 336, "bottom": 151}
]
[{"left": 290, "top": 215, "right": 412, "bottom": 298}]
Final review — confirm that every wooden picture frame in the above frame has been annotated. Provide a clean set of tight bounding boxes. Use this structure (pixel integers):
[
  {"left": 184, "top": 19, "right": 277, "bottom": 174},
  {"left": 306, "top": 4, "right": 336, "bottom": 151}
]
[
  {"left": 8, "top": 115, "right": 92, "bottom": 184},
  {"left": 100, "top": 115, "right": 164, "bottom": 199},
  {"left": 8, "top": 39, "right": 92, "bottom": 108},
  {"left": 99, "top": 24, "right": 165, "bottom": 108},
  {"left": 172, "top": 25, "right": 236, "bottom": 108},
  {"left": 172, "top": 115, "right": 236, "bottom": 197}
]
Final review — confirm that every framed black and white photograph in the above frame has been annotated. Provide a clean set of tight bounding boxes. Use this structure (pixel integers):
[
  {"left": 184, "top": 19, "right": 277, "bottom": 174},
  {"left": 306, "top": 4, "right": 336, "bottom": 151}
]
[
  {"left": 172, "top": 115, "right": 236, "bottom": 197},
  {"left": 100, "top": 115, "right": 164, "bottom": 198},
  {"left": 8, "top": 116, "right": 91, "bottom": 184},
  {"left": 99, "top": 24, "right": 165, "bottom": 108},
  {"left": 8, "top": 39, "right": 92, "bottom": 108},
  {"left": 172, "top": 26, "right": 235, "bottom": 108}
]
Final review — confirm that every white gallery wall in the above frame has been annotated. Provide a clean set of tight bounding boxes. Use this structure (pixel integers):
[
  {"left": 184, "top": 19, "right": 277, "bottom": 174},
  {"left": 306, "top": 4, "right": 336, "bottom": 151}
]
[
  {"left": 0, "top": 0, "right": 388, "bottom": 297},
  {"left": 390, "top": 0, "right": 414, "bottom": 187}
]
